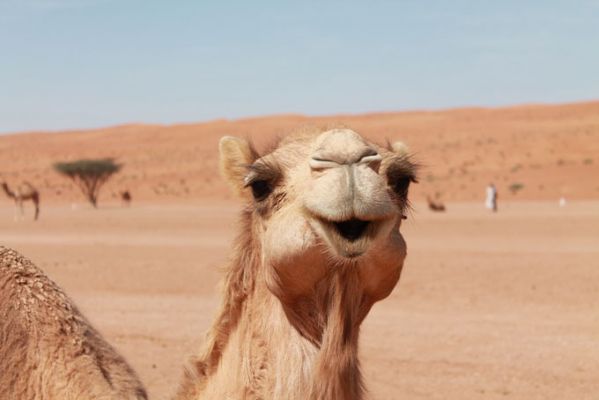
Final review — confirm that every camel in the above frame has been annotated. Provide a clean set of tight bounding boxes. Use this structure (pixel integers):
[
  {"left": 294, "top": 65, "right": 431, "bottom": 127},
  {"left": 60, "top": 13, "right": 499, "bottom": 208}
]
[
  {"left": 426, "top": 194, "right": 446, "bottom": 212},
  {"left": 175, "top": 127, "right": 417, "bottom": 400},
  {"left": 1, "top": 181, "right": 40, "bottom": 221},
  {"left": 0, "top": 246, "right": 147, "bottom": 399},
  {"left": 121, "top": 190, "right": 132, "bottom": 206}
]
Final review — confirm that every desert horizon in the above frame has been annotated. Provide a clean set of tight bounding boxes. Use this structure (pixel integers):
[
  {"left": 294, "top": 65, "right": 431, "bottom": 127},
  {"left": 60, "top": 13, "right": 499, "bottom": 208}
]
[{"left": 2, "top": 100, "right": 599, "bottom": 208}]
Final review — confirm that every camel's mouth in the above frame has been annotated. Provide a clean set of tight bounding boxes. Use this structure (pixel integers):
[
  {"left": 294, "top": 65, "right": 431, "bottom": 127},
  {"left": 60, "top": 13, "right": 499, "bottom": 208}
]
[
  {"left": 310, "top": 216, "right": 381, "bottom": 259},
  {"left": 331, "top": 218, "right": 370, "bottom": 242}
]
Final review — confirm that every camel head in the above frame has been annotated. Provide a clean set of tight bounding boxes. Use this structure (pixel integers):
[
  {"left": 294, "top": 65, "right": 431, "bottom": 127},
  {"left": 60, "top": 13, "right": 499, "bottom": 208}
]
[{"left": 220, "top": 127, "right": 417, "bottom": 315}]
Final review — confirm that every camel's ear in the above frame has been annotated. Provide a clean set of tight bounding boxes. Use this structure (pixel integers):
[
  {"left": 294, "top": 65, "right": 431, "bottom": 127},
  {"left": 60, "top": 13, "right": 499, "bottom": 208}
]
[
  {"left": 219, "top": 136, "right": 257, "bottom": 196},
  {"left": 389, "top": 141, "right": 409, "bottom": 156}
]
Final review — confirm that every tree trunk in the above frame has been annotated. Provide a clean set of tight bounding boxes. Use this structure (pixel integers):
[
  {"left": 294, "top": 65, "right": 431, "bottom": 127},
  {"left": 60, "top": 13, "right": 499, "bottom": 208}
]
[{"left": 89, "top": 194, "right": 98, "bottom": 208}]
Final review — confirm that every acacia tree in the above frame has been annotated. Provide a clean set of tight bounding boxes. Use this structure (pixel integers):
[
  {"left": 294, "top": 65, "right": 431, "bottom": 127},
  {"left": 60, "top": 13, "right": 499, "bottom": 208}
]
[{"left": 53, "top": 158, "right": 122, "bottom": 208}]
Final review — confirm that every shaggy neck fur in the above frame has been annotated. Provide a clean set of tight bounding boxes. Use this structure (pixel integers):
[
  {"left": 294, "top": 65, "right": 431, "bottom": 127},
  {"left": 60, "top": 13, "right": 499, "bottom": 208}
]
[{"left": 176, "top": 209, "right": 368, "bottom": 400}]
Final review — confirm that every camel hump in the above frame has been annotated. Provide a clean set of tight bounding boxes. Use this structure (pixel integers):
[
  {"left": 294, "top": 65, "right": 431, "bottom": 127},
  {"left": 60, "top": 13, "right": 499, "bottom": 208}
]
[
  {"left": 0, "top": 246, "right": 148, "bottom": 400},
  {"left": 22, "top": 181, "right": 38, "bottom": 193}
]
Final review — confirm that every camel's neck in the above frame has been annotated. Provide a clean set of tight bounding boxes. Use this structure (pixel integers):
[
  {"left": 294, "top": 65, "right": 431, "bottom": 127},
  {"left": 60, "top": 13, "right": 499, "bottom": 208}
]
[
  {"left": 175, "top": 210, "right": 367, "bottom": 400},
  {"left": 1, "top": 184, "right": 16, "bottom": 200},
  {"left": 222, "top": 282, "right": 321, "bottom": 399},
  {"left": 177, "top": 268, "right": 366, "bottom": 400},
  {"left": 203, "top": 278, "right": 364, "bottom": 399}
]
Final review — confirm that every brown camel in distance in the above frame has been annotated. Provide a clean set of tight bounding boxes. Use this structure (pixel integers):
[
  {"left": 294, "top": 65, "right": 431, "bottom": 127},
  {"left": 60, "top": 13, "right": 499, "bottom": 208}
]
[
  {"left": 175, "top": 126, "right": 417, "bottom": 400},
  {"left": 0, "top": 246, "right": 148, "bottom": 399},
  {"left": 121, "top": 190, "right": 132, "bottom": 206},
  {"left": 1, "top": 181, "right": 40, "bottom": 220},
  {"left": 427, "top": 194, "right": 446, "bottom": 212}
]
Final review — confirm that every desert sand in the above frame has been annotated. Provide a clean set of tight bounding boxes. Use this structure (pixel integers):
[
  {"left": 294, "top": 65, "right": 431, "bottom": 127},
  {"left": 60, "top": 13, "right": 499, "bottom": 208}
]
[
  {"left": 1, "top": 200, "right": 598, "bottom": 399},
  {"left": 1, "top": 101, "right": 598, "bottom": 399}
]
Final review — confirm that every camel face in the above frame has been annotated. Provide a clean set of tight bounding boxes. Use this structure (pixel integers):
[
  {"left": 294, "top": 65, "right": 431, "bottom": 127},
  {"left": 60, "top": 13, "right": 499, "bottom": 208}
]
[
  {"left": 220, "top": 127, "right": 416, "bottom": 302},
  {"left": 176, "top": 127, "right": 417, "bottom": 399}
]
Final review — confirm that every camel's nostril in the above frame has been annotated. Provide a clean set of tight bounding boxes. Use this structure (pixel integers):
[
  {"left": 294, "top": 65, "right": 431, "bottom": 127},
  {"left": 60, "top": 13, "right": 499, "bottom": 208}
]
[{"left": 333, "top": 218, "right": 370, "bottom": 242}]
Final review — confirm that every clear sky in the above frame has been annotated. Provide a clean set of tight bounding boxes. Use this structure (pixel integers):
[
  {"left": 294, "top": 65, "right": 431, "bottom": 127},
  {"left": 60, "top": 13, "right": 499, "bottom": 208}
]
[{"left": 1, "top": 0, "right": 598, "bottom": 133}]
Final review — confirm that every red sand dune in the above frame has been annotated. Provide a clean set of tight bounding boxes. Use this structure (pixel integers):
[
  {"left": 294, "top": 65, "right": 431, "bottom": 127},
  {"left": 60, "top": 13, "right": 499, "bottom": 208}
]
[{"left": 2, "top": 101, "right": 598, "bottom": 204}]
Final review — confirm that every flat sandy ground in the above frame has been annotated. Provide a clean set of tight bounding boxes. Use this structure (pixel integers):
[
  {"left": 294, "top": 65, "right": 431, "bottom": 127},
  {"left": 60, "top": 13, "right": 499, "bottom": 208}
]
[{"left": 1, "top": 201, "right": 598, "bottom": 399}]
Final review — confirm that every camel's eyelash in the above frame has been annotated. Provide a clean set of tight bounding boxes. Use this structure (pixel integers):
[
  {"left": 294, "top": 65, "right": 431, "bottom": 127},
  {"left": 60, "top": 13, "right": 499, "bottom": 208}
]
[
  {"left": 243, "top": 161, "right": 284, "bottom": 205},
  {"left": 243, "top": 161, "right": 282, "bottom": 188},
  {"left": 385, "top": 157, "right": 418, "bottom": 219},
  {"left": 386, "top": 159, "right": 418, "bottom": 189}
]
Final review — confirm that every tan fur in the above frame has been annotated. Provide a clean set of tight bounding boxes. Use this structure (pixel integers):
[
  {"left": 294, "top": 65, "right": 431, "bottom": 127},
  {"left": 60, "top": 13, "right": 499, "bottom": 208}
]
[
  {"left": 2, "top": 181, "right": 40, "bottom": 220},
  {"left": 176, "top": 127, "right": 417, "bottom": 400},
  {"left": 219, "top": 136, "right": 259, "bottom": 197},
  {"left": 0, "top": 246, "right": 147, "bottom": 400},
  {"left": 389, "top": 141, "right": 409, "bottom": 156}
]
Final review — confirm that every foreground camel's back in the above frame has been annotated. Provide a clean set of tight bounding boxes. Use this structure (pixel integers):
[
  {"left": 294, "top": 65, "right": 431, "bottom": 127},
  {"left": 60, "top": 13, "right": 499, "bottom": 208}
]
[
  {"left": 1, "top": 181, "right": 40, "bottom": 220},
  {"left": 0, "top": 246, "right": 147, "bottom": 400},
  {"left": 176, "top": 127, "right": 417, "bottom": 400}
]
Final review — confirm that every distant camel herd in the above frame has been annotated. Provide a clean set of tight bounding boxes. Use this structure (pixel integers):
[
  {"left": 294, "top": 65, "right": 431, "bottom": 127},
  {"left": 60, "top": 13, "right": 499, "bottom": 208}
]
[
  {"left": 1, "top": 183, "right": 446, "bottom": 220},
  {"left": 0, "top": 181, "right": 133, "bottom": 220},
  {"left": 0, "top": 127, "right": 418, "bottom": 399}
]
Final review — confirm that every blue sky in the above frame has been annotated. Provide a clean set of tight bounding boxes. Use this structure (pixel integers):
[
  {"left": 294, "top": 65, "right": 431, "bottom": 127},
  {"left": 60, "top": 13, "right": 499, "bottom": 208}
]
[{"left": 1, "top": 0, "right": 598, "bottom": 133}]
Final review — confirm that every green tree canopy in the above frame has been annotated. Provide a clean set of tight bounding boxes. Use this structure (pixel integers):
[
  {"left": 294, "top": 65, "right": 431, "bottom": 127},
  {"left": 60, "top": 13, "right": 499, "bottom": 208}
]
[{"left": 53, "top": 158, "right": 122, "bottom": 207}]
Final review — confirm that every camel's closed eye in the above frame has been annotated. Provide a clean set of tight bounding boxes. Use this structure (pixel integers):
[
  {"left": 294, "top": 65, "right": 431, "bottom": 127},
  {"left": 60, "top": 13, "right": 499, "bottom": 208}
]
[
  {"left": 386, "top": 161, "right": 417, "bottom": 201},
  {"left": 243, "top": 161, "right": 281, "bottom": 202},
  {"left": 248, "top": 179, "right": 272, "bottom": 201},
  {"left": 390, "top": 175, "right": 412, "bottom": 197}
]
